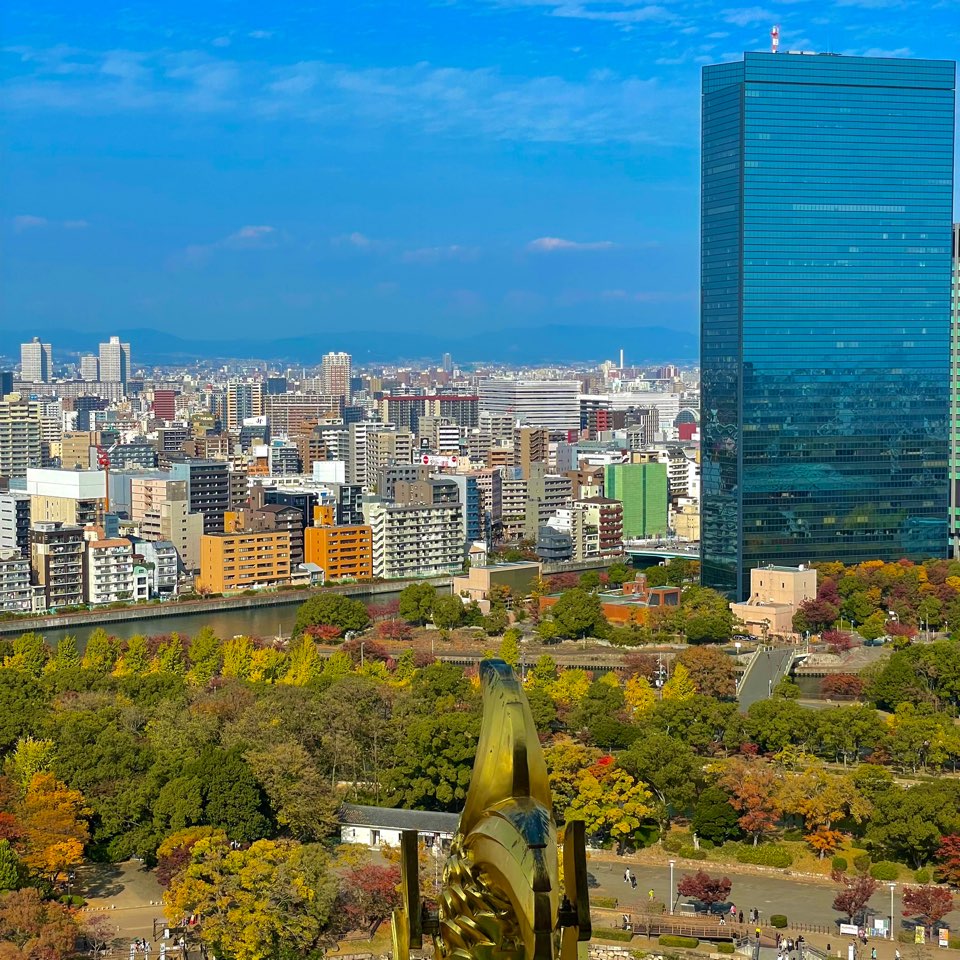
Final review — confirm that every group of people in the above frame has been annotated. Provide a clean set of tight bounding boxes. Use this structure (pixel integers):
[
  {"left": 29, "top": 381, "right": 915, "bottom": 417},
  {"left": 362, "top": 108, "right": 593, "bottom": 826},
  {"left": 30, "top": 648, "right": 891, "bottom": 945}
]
[
  {"left": 775, "top": 932, "right": 806, "bottom": 958},
  {"left": 622, "top": 868, "right": 638, "bottom": 889}
]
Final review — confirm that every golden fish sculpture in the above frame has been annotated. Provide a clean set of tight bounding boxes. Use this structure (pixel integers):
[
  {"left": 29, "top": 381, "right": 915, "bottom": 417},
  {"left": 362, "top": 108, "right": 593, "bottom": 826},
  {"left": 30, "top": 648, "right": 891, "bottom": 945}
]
[{"left": 392, "top": 658, "right": 591, "bottom": 960}]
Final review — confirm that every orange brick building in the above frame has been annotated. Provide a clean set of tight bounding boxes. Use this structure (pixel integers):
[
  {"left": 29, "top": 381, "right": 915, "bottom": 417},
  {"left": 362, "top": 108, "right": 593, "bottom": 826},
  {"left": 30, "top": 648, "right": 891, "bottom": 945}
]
[{"left": 539, "top": 574, "right": 681, "bottom": 625}]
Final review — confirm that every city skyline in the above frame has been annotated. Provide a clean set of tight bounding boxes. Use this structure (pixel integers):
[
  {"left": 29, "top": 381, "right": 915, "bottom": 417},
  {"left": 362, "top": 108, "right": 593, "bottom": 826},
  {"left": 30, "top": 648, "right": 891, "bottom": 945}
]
[{"left": 4, "top": 0, "right": 959, "bottom": 347}]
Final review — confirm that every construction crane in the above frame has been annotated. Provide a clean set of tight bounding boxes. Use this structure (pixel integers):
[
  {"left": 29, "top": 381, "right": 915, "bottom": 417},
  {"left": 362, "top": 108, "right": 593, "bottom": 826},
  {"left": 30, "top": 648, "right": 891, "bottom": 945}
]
[{"left": 96, "top": 441, "right": 119, "bottom": 514}]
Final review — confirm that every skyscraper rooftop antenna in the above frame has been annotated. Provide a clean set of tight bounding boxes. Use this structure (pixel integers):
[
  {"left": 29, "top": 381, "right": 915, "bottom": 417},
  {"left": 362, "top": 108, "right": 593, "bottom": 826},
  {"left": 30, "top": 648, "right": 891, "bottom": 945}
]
[{"left": 771, "top": 25, "right": 780, "bottom": 53}]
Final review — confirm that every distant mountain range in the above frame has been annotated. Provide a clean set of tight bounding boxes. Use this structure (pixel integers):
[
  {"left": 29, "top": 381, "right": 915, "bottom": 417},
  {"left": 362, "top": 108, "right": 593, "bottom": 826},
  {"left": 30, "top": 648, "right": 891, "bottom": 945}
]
[{"left": 0, "top": 324, "right": 698, "bottom": 366}]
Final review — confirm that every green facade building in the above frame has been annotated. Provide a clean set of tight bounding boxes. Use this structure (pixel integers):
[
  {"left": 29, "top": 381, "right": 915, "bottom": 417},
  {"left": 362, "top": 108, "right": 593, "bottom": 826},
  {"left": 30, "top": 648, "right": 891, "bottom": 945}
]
[{"left": 604, "top": 462, "right": 668, "bottom": 539}]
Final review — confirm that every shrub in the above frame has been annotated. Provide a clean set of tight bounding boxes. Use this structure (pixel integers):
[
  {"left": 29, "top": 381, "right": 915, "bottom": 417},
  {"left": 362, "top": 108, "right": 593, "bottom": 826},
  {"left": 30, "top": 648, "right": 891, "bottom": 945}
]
[
  {"left": 679, "top": 845, "right": 708, "bottom": 861},
  {"left": 770, "top": 916, "right": 788, "bottom": 929},
  {"left": 869, "top": 861, "right": 899, "bottom": 881},
  {"left": 915, "top": 868, "right": 932, "bottom": 884},
  {"left": 593, "top": 896, "right": 618, "bottom": 909},
  {"left": 897, "top": 931, "right": 915, "bottom": 945},
  {"left": 948, "top": 939, "right": 960, "bottom": 951},
  {"left": 781, "top": 828, "right": 804, "bottom": 842},
  {"left": 853, "top": 854, "right": 871, "bottom": 874},
  {"left": 716, "top": 944, "right": 735, "bottom": 954},
  {"left": 662, "top": 833, "right": 690, "bottom": 854},
  {"left": 735, "top": 845, "right": 793, "bottom": 868},
  {"left": 832, "top": 856, "right": 849, "bottom": 873},
  {"left": 699, "top": 838, "right": 716, "bottom": 850},
  {"left": 598, "top": 929, "right": 635, "bottom": 942},
  {"left": 659, "top": 936, "right": 700, "bottom": 949}
]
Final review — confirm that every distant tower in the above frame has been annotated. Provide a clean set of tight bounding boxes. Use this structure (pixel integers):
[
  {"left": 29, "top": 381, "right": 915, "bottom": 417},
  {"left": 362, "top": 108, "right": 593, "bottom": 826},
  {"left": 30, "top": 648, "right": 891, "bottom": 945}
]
[
  {"left": 20, "top": 337, "right": 52, "bottom": 383},
  {"left": 320, "top": 351, "right": 352, "bottom": 401},
  {"left": 771, "top": 25, "right": 779, "bottom": 54},
  {"left": 442, "top": 352, "right": 454, "bottom": 374},
  {"left": 98, "top": 336, "right": 131, "bottom": 384},
  {"left": 619, "top": 349, "right": 624, "bottom": 370}
]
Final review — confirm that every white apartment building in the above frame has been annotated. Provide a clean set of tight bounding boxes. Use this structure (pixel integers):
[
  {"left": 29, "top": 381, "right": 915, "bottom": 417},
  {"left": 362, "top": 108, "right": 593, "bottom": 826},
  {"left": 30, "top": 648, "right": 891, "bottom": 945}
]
[
  {"left": 137, "top": 539, "right": 180, "bottom": 595},
  {"left": 0, "top": 548, "right": 32, "bottom": 613},
  {"left": 20, "top": 339, "right": 52, "bottom": 383},
  {"left": 478, "top": 379, "right": 580, "bottom": 434},
  {"left": 98, "top": 336, "right": 132, "bottom": 384},
  {"left": 84, "top": 537, "right": 137, "bottom": 605},
  {"left": 366, "top": 501, "right": 463, "bottom": 579}
]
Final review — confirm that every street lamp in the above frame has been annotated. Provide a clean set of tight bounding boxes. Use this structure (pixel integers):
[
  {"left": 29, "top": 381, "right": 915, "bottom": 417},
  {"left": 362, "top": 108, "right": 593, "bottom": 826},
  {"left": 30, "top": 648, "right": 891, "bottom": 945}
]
[
  {"left": 669, "top": 859, "right": 676, "bottom": 915},
  {"left": 889, "top": 883, "right": 895, "bottom": 939},
  {"left": 360, "top": 641, "right": 365, "bottom": 669}
]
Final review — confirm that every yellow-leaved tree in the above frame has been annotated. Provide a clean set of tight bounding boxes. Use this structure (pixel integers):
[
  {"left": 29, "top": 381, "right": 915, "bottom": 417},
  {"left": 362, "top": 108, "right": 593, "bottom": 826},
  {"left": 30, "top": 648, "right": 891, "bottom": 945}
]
[
  {"left": 165, "top": 835, "right": 338, "bottom": 960},
  {"left": 624, "top": 675, "right": 656, "bottom": 718},
  {"left": 564, "top": 756, "right": 653, "bottom": 844},
  {"left": 17, "top": 772, "right": 89, "bottom": 884},
  {"left": 662, "top": 662, "right": 696, "bottom": 702}
]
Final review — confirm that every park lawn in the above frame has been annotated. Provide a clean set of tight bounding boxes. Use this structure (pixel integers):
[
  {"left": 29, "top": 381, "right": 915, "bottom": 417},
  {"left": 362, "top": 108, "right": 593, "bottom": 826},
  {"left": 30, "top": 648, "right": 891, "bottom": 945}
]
[{"left": 327, "top": 924, "right": 393, "bottom": 956}]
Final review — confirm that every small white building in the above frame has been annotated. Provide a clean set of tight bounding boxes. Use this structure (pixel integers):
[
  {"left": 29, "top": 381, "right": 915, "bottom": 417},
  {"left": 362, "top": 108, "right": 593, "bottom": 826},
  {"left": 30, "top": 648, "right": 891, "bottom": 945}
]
[
  {"left": 84, "top": 538, "right": 135, "bottom": 605},
  {"left": 0, "top": 548, "right": 32, "bottom": 613},
  {"left": 338, "top": 803, "right": 460, "bottom": 851}
]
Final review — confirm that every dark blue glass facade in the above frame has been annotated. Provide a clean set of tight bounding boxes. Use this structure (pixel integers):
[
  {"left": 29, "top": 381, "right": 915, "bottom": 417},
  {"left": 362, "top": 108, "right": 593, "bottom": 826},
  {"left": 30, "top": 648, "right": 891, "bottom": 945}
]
[{"left": 701, "top": 53, "right": 955, "bottom": 599}]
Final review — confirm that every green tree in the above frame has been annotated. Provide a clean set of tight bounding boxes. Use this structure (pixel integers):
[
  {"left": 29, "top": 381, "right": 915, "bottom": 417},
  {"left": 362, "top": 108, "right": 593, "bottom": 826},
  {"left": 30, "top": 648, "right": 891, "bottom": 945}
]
[
  {"left": 189, "top": 748, "right": 273, "bottom": 843},
  {"left": 82, "top": 629, "right": 117, "bottom": 673},
  {"left": 0, "top": 670, "right": 46, "bottom": 755},
  {"left": 867, "top": 781, "right": 960, "bottom": 867},
  {"left": 692, "top": 786, "right": 743, "bottom": 845},
  {"left": 621, "top": 732, "right": 703, "bottom": 826},
  {"left": 382, "top": 708, "right": 479, "bottom": 811},
  {"left": 7, "top": 737, "right": 54, "bottom": 790},
  {"left": 293, "top": 594, "right": 370, "bottom": 638},
  {"left": 153, "top": 776, "right": 205, "bottom": 835},
  {"left": 432, "top": 595, "right": 464, "bottom": 630},
  {"left": 482, "top": 606, "right": 510, "bottom": 636},
  {"left": 114, "top": 634, "right": 149, "bottom": 676},
  {"left": 0, "top": 840, "right": 24, "bottom": 892},
  {"left": 579, "top": 570, "right": 601, "bottom": 591},
  {"left": 4, "top": 633, "right": 48, "bottom": 676},
  {"left": 187, "top": 627, "right": 223, "bottom": 685},
  {"left": 398, "top": 583, "right": 437, "bottom": 625},
  {"left": 48, "top": 636, "right": 81, "bottom": 672},
  {"left": 606, "top": 562, "right": 634, "bottom": 587},
  {"left": 745, "top": 697, "right": 813, "bottom": 753},
  {"left": 569, "top": 679, "right": 634, "bottom": 749},
  {"left": 498, "top": 630, "right": 521, "bottom": 669},
  {"left": 550, "top": 589, "right": 606, "bottom": 639},
  {"left": 676, "top": 647, "right": 736, "bottom": 698}
]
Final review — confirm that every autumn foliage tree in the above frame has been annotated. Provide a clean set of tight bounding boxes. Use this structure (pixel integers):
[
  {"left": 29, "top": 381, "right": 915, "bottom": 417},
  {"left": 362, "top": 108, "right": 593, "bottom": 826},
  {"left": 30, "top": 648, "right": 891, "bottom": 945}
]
[
  {"left": 676, "top": 870, "right": 732, "bottom": 907},
  {"left": 15, "top": 773, "right": 88, "bottom": 885},
  {"left": 718, "top": 759, "right": 781, "bottom": 846},
  {"left": 821, "top": 674, "right": 865, "bottom": 700},
  {"left": 337, "top": 863, "right": 401, "bottom": 931},
  {"left": 935, "top": 834, "right": 960, "bottom": 888},
  {"left": 0, "top": 888, "right": 78, "bottom": 959},
  {"left": 831, "top": 871, "right": 878, "bottom": 923},
  {"left": 902, "top": 885, "right": 954, "bottom": 930}
]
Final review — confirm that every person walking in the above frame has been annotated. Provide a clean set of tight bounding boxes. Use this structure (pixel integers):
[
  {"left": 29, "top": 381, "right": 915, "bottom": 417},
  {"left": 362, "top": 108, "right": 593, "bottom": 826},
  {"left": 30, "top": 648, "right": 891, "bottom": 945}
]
[
  {"left": 649, "top": 888, "right": 655, "bottom": 901},
  {"left": 739, "top": 910, "right": 744, "bottom": 925},
  {"left": 624, "top": 868, "right": 631, "bottom": 885}
]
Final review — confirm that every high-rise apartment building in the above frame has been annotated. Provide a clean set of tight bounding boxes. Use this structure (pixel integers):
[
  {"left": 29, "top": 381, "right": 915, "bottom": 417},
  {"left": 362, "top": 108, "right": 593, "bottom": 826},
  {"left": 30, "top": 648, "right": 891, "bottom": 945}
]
[
  {"left": 20, "top": 338, "right": 52, "bottom": 383},
  {"left": 320, "top": 352, "right": 352, "bottom": 400},
  {"left": 0, "top": 394, "right": 43, "bottom": 479},
  {"left": 0, "top": 548, "right": 32, "bottom": 613},
  {"left": 226, "top": 381, "right": 264, "bottom": 433},
  {"left": 31, "top": 521, "right": 85, "bottom": 609},
  {"left": 0, "top": 492, "right": 31, "bottom": 554},
  {"left": 168, "top": 458, "right": 232, "bottom": 534},
  {"left": 98, "top": 336, "right": 132, "bottom": 384},
  {"left": 701, "top": 53, "right": 955, "bottom": 598},
  {"left": 79, "top": 355, "right": 100, "bottom": 381}
]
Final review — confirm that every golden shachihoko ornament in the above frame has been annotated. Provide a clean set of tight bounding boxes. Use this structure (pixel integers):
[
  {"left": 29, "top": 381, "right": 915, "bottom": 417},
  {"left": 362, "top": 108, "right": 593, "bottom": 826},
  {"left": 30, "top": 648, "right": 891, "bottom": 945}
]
[{"left": 392, "top": 659, "right": 591, "bottom": 960}]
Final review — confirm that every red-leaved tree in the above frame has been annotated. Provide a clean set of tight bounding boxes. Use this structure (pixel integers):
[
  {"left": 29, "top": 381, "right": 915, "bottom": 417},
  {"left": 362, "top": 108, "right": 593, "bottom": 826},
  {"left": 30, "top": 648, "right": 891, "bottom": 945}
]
[
  {"left": 338, "top": 863, "right": 401, "bottom": 930},
  {"left": 821, "top": 674, "right": 865, "bottom": 699},
  {"left": 305, "top": 624, "right": 343, "bottom": 643},
  {"left": 376, "top": 620, "right": 413, "bottom": 642},
  {"left": 935, "top": 835, "right": 960, "bottom": 888},
  {"left": 902, "top": 885, "right": 954, "bottom": 930},
  {"left": 821, "top": 631, "right": 855, "bottom": 655},
  {"left": 677, "top": 870, "right": 733, "bottom": 906},
  {"left": 831, "top": 871, "right": 878, "bottom": 923}
]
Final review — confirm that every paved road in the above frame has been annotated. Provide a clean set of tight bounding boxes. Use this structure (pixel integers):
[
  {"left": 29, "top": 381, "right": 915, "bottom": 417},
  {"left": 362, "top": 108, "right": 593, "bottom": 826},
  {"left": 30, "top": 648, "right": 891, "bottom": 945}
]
[
  {"left": 79, "top": 861, "right": 166, "bottom": 947},
  {"left": 586, "top": 856, "right": 960, "bottom": 932},
  {"left": 739, "top": 647, "right": 796, "bottom": 709}
]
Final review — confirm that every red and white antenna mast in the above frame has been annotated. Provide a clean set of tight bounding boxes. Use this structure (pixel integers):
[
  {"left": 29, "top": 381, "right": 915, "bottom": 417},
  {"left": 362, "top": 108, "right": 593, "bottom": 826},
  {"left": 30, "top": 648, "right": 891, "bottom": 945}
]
[{"left": 771, "top": 25, "right": 780, "bottom": 53}]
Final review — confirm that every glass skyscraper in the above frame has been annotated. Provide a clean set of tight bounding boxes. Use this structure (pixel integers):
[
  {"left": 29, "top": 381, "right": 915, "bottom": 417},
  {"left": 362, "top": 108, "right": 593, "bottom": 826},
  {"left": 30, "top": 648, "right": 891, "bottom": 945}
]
[{"left": 701, "top": 52, "right": 955, "bottom": 599}]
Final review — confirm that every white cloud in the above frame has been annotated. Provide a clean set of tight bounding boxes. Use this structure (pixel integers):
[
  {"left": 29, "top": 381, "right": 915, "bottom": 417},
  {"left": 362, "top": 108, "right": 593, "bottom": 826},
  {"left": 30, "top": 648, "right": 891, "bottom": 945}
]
[
  {"left": 12, "top": 214, "right": 48, "bottom": 232},
  {"left": 63, "top": 219, "right": 89, "bottom": 229},
  {"left": 333, "top": 231, "right": 376, "bottom": 249},
  {"left": 527, "top": 236, "right": 615, "bottom": 252},
  {"left": 2, "top": 45, "right": 697, "bottom": 146},
  {"left": 248, "top": 30, "right": 274, "bottom": 39},
  {"left": 179, "top": 224, "right": 278, "bottom": 265},
  {"left": 401, "top": 244, "right": 478, "bottom": 263},
  {"left": 721, "top": 6, "right": 776, "bottom": 25}
]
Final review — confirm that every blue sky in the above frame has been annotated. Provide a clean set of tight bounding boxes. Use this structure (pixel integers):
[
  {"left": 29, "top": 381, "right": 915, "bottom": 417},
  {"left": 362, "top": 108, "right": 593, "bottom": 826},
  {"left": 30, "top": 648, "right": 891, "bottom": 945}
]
[{"left": 2, "top": 0, "right": 958, "bottom": 354}]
